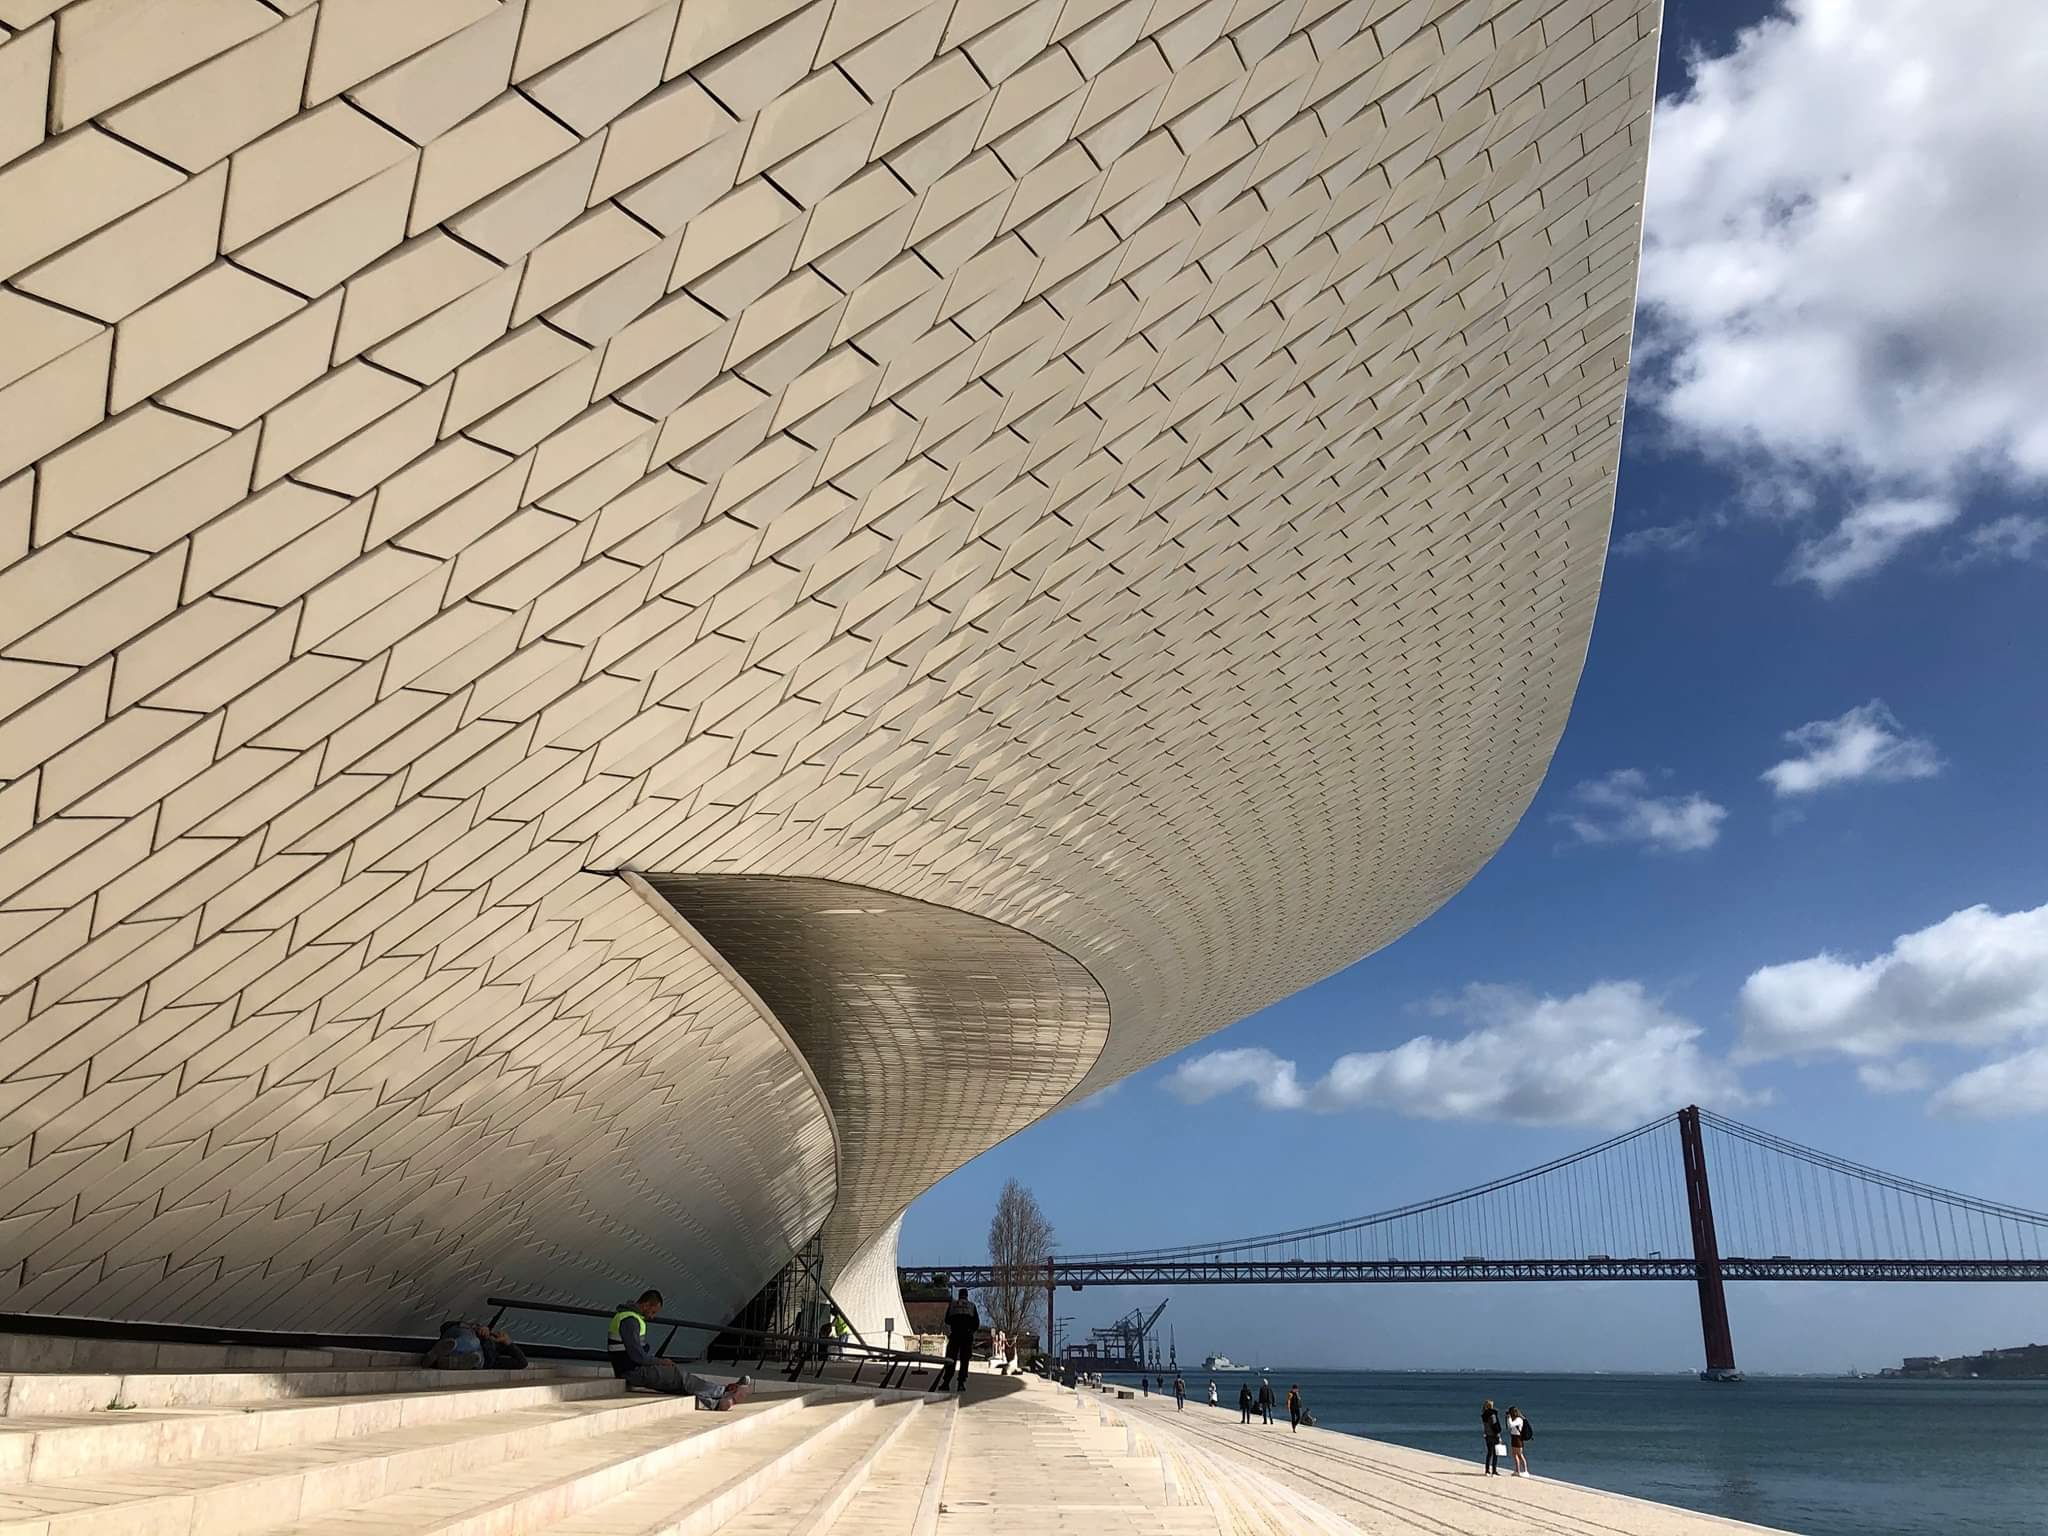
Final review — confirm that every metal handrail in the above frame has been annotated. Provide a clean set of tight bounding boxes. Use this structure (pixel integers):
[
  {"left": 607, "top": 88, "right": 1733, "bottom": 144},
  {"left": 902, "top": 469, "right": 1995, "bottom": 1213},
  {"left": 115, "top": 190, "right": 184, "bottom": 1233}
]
[{"left": 482, "top": 1295, "right": 949, "bottom": 1391}]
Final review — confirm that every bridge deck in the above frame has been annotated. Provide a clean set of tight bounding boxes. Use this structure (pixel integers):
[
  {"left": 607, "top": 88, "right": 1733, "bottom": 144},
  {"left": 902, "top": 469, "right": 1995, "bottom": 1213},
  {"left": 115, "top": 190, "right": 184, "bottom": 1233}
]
[{"left": 924, "top": 1256, "right": 2048, "bottom": 1286}]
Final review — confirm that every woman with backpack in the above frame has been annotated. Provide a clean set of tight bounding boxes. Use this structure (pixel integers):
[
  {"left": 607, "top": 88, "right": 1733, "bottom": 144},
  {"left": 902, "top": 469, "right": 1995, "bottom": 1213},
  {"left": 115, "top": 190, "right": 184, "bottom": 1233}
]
[{"left": 1506, "top": 1404, "right": 1532, "bottom": 1476}]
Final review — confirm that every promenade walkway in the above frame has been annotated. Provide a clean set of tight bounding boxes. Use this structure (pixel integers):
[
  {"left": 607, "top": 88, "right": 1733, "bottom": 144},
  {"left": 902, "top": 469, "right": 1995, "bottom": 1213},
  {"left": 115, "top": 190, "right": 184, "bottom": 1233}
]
[
  {"left": 0, "top": 1337, "right": 1785, "bottom": 1533},
  {"left": 1087, "top": 1380, "right": 1790, "bottom": 1536}
]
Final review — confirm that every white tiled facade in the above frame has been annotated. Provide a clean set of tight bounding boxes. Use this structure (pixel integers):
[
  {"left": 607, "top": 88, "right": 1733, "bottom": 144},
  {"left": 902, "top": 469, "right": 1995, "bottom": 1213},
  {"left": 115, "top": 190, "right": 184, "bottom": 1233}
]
[{"left": 0, "top": 0, "right": 1657, "bottom": 1338}]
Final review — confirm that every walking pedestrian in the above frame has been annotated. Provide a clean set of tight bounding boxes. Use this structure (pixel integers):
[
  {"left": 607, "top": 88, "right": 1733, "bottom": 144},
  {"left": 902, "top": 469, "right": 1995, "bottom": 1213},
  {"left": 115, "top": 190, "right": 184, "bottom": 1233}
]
[
  {"left": 1506, "top": 1404, "right": 1531, "bottom": 1477},
  {"left": 1238, "top": 1382, "right": 1254, "bottom": 1423},
  {"left": 1257, "top": 1376, "right": 1274, "bottom": 1425},
  {"left": 1141, "top": 1376, "right": 1149, "bottom": 1396},
  {"left": 1173, "top": 1374, "right": 1186, "bottom": 1410},
  {"left": 1286, "top": 1384, "right": 1304, "bottom": 1433},
  {"left": 934, "top": 1289, "right": 978, "bottom": 1393},
  {"left": 1481, "top": 1399, "right": 1502, "bottom": 1475},
  {"left": 1207, "top": 1380, "right": 1218, "bottom": 1408}
]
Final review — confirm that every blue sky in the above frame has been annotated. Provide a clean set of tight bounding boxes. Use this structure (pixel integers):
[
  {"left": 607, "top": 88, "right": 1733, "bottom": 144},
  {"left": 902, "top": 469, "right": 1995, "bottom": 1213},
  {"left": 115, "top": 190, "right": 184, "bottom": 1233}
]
[{"left": 901, "top": 0, "right": 2048, "bottom": 1372}]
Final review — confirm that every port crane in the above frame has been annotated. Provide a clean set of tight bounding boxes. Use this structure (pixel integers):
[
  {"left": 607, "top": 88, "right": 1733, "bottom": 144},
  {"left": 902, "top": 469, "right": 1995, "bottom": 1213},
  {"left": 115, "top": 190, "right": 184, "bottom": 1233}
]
[{"left": 1063, "top": 1298, "right": 1170, "bottom": 1371}]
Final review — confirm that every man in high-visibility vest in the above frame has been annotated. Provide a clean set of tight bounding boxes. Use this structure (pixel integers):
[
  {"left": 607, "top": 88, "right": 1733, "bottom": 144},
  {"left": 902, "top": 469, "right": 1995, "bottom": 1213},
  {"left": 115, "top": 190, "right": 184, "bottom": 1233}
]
[
  {"left": 607, "top": 1289, "right": 667, "bottom": 1380},
  {"left": 608, "top": 1288, "right": 752, "bottom": 1409}
]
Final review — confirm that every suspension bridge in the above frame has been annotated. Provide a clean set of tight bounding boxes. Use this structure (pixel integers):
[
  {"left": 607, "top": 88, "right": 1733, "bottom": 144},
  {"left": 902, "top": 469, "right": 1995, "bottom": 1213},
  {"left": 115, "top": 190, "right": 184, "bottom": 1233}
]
[{"left": 905, "top": 1107, "right": 2048, "bottom": 1378}]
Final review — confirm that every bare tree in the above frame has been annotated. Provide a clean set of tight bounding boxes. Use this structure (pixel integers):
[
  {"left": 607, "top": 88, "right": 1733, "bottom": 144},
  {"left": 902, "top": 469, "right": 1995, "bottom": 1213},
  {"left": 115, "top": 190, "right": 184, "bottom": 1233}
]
[{"left": 979, "top": 1178, "right": 1053, "bottom": 1353}]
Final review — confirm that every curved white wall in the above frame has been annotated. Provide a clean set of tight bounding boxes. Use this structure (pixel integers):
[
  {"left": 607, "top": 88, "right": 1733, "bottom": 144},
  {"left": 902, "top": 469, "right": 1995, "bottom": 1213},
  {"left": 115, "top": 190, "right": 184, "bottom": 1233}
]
[
  {"left": 643, "top": 874, "right": 1109, "bottom": 1330},
  {"left": 0, "top": 0, "right": 1658, "bottom": 1336},
  {"left": 831, "top": 1216, "right": 914, "bottom": 1345}
]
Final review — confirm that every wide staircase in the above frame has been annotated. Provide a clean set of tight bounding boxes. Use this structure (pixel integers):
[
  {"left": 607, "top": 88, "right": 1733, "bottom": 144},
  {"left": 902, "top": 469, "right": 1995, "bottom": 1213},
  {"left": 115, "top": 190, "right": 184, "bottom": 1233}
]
[
  {"left": 0, "top": 1335, "right": 1359, "bottom": 1536},
  {"left": 0, "top": 1334, "right": 951, "bottom": 1536}
]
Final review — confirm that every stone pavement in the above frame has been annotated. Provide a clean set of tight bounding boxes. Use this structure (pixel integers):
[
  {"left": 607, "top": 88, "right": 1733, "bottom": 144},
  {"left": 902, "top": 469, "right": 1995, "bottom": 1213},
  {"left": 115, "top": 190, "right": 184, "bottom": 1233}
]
[
  {"left": 1098, "top": 1381, "right": 1793, "bottom": 1536},
  {"left": 935, "top": 1375, "right": 1216, "bottom": 1536},
  {"left": 0, "top": 1344, "right": 1792, "bottom": 1533}
]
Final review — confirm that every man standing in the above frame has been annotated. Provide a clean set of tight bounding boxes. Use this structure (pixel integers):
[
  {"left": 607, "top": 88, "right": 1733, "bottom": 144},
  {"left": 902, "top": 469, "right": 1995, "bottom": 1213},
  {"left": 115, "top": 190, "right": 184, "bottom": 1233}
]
[
  {"left": 934, "top": 1288, "right": 979, "bottom": 1392},
  {"left": 1173, "top": 1374, "right": 1186, "bottom": 1411},
  {"left": 1257, "top": 1376, "right": 1274, "bottom": 1425},
  {"left": 1237, "top": 1382, "right": 1254, "bottom": 1423}
]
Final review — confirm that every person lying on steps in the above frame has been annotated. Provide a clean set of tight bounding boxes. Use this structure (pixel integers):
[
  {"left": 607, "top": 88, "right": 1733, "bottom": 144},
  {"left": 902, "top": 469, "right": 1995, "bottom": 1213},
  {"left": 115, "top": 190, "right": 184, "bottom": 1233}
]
[{"left": 424, "top": 1318, "right": 527, "bottom": 1370}]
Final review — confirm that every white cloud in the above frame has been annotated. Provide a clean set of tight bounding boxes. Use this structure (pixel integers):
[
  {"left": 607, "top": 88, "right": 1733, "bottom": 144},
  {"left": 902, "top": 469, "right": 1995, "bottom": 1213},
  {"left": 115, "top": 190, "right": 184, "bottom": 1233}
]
[
  {"left": 1761, "top": 700, "right": 1942, "bottom": 796},
  {"left": 1738, "top": 902, "right": 2048, "bottom": 1062},
  {"left": 1930, "top": 1046, "right": 2048, "bottom": 1118},
  {"left": 1553, "top": 769, "right": 1726, "bottom": 853},
  {"left": 1639, "top": 1, "right": 2048, "bottom": 553},
  {"left": 1163, "top": 1048, "right": 1304, "bottom": 1110},
  {"left": 1783, "top": 498, "right": 1958, "bottom": 592},
  {"left": 1163, "top": 983, "right": 1754, "bottom": 1129},
  {"left": 1066, "top": 1082, "right": 1123, "bottom": 1112},
  {"left": 1613, "top": 522, "right": 1707, "bottom": 559},
  {"left": 1955, "top": 514, "right": 2048, "bottom": 567},
  {"left": 1855, "top": 1059, "right": 1931, "bottom": 1095}
]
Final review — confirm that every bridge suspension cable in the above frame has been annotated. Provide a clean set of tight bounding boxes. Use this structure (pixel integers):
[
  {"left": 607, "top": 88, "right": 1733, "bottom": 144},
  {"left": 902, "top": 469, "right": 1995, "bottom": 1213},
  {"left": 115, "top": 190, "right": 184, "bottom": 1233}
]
[
  {"left": 1038, "top": 1109, "right": 2048, "bottom": 1269},
  {"left": 1694, "top": 1108, "right": 2048, "bottom": 1264},
  {"left": 1059, "top": 1113, "right": 1687, "bottom": 1264},
  {"left": 906, "top": 1108, "right": 2048, "bottom": 1372}
]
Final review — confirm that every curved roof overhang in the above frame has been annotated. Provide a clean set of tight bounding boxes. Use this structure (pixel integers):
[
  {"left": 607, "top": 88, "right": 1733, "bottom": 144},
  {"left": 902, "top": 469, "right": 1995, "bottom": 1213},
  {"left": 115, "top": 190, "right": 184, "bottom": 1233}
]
[{"left": 640, "top": 873, "right": 1110, "bottom": 1280}]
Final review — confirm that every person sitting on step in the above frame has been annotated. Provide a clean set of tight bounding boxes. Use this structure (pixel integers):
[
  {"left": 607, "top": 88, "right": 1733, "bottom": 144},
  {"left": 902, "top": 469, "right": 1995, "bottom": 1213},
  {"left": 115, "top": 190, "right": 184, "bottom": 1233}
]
[{"left": 608, "top": 1288, "right": 752, "bottom": 1408}]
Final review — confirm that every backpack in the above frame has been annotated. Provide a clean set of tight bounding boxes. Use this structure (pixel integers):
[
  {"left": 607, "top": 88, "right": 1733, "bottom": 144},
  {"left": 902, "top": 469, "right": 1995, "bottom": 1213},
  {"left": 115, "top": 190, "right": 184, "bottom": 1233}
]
[{"left": 1519, "top": 1416, "right": 1534, "bottom": 1443}]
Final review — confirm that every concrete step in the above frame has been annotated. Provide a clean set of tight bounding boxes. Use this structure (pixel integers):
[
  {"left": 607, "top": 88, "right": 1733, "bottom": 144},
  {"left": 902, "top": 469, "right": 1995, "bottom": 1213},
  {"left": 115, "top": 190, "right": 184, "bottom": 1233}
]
[
  {"left": 1082, "top": 1401, "right": 1180, "bottom": 1509},
  {"left": 0, "top": 1378, "right": 739, "bottom": 1536},
  {"left": 0, "top": 1374, "right": 620, "bottom": 1483},
  {"left": 282, "top": 1393, "right": 859, "bottom": 1536},
  {"left": 0, "top": 1364, "right": 596, "bottom": 1418},
  {"left": 748, "top": 1361, "right": 944, "bottom": 1396},
  {"left": 0, "top": 1338, "right": 419, "bottom": 1377},
  {"left": 709, "top": 1398, "right": 919, "bottom": 1535},
  {"left": 824, "top": 1399, "right": 950, "bottom": 1536}
]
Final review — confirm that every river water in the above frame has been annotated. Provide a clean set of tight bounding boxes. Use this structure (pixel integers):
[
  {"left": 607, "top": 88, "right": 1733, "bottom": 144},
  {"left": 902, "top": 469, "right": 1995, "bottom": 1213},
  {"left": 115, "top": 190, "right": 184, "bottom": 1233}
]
[{"left": 1109, "top": 1369, "right": 2047, "bottom": 1534}]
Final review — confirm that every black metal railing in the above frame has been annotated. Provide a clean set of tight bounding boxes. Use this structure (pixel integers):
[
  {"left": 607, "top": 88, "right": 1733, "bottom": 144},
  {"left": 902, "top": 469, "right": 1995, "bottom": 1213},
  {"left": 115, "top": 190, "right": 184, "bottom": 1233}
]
[
  {"left": 483, "top": 1296, "right": 949, "bottom": 1391},
  {"left": 0, "top": 1308, "right": 608, "bottom": 1364}
]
